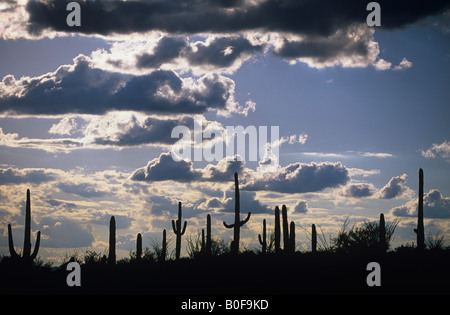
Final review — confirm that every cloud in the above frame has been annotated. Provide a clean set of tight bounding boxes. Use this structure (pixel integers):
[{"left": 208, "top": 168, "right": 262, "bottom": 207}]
[
  {"left": 130, "top": 152, "right": 349, "bottom": 195},
  {"left": 293, "top": 200, "right": 309, "bottom": 214},
  {"left": 273, "top": 24, "right": 386, "bottom": 69},
  {"left": 421, "top": 141, "right": 450, "bottom": 162},
  {"left": 0, "top": 55, "right": 239, "bottom": 116},
  {"left": 135, "top": 35, "right": 265, "bottom": 74},
  {"left": 244, "top": 161, "right": 350, "bottom": 194},
  {"left": 220, "top": 190, "right": 271, "bottom": 214},
  {"left": 57, "top": 182, "right": 110, "bottom": 198},
  {"left": 130, "top": 152, "right": 202, "bottom": 182},
  {"left": 393, "top": 57, "right": 413, "bottom": 70},
  {"left": 18, "top": 0, "right": 448, "bottom": 73},
  {"left": 38, "top": 217, "right": 95, "bottom": 248},
  {"left": 25, "top": 0, "right": 450, "bottom": 37},
  {"left": 202, "top": 158, "right": 246, "bottom": 182},
  {"left": 378, "top": 174, "right": 414, "bottom": 199},
  {"left": 0, "top": 167, "right": 56, "bottom": 185},
  {"left": 390, "top": 189, "right": 450, "bottom": 219},
  {"left": 340, "top": 183, "right": 377, "bottom": 198}
]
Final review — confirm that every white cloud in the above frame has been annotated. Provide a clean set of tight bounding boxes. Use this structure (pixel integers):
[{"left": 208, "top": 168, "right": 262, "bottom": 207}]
[
  {"left": 421, "top": 141, "right": 450, "bottom": 162},
  {"left": 378, "top": 174, "right": 414, "bottom": 199},
  {"left": 391, "top": 189, "right": 450, "bottom": 219},
  {"left": 393, "top": 57, "right": 413, "bottom": 71}
]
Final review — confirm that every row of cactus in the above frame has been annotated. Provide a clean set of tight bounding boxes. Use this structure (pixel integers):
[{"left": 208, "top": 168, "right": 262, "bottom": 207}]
[{"left": 8, "top": 169, "right": 425, "bottom": 263}]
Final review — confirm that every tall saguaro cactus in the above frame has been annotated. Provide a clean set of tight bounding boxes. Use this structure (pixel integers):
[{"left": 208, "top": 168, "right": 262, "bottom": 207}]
[
  {"left": 274, "top": 206, "right": 281, "bottom": 253},
  {"left": 136, "top": 233, "right": 142, "bottom": 261},
  {"left": 108, "top": 216, "right": 116, "bottom": 265},
  {"left": 311, "top": 224, "right": 317, "bottom": 253},
  {"left": 379, "top": 213, "right": 387, "bottom": 253},
  {"left": 414, "top": 168, "right": 425, "bottom": 250},
  {"left": 205, "top": 214, "right": 212, "bottom": 256},
  {"left": 8, "top": 189, "right": 41, "bottom": 264},
  {"left": 172, "top": 202, "right": 187, "bottom": 260},
  {"left": 223, "top": 172, "right": 251, "bottom": 255}
]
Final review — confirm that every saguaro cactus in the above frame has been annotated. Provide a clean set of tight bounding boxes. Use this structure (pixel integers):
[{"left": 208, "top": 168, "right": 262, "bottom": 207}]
[
  {"left": 136, "top": 233, "right": 142, "bottom": 261},
  {"left": 274, "top": 206, "right": 281, "bottom": 253},
  {"left": 205, "top": 214, "right": 212, "bottom": 256},
  {"left": 108, "top": 216, "right": 116, "bottom": 265},
  {"left": 289, "top": 221, "right": 296, "bottom": 253},
  {"left": 223, "top": 172, "right": 251, "bottom": 255},
  {"left": 8, "top": 189, "right": 41, "bottom": 264},
  {"left": 414, "top": 168, "right": 425, "bottom": 250},
  {"left": 311, "top": 224, "right": 317, "bottom": 253},
  {"left": 258, "top": 219, "right": 267, "bottom": 254},
  {"left": 379, "top": 213, "right": 387, "bottom": 253},
  {"left": 172, "top": 202, "right": 187, "bottom": 260},
  {"left": 160, "top": 229, "right": 167, "bottom": 262},
  {"left": 281, "top": 205, "right": 295, "bottom": 253}
]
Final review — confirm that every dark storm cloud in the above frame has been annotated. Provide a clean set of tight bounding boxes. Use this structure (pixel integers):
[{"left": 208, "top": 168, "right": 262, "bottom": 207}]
[
  {"left": 273, "top": 26, "right": 370, "bottom": 61},
  {"left": 341, "top": 183, "right": 376, "bottom": 198},
  {"left": 243, "top": 162, "right": 350, "bottom": 194},
  {"left": 136, "top": 36, "right": 188, "bottom": 69},
  {"left": 26, "top": 0, "right": 450, "bottom": 36},
  {"left": 92, "top": 116, "right": 195, "bottom": 147},
  {"left": 0, "top": 55, "right": 236, "bottom": 116},
  {"left": 136, "top": 36, "right": 265, "bottom": 70}
]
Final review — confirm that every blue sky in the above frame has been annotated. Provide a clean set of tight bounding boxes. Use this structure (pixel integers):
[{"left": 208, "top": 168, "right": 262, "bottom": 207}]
[{"left": 0, "top": 0, "right": 449, "bottom": 262}]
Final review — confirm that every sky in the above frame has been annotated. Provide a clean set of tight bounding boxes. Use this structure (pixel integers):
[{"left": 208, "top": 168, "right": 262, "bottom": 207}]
[{"left": 0, "top": 0, "right": 449, "bottom": 263}]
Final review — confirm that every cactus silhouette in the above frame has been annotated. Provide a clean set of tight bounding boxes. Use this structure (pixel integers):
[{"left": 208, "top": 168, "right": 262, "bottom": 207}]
[
  {"left": 379, "top": 213, "right": 386, "bottom": 253},
  {"left": 203, "top": 214, "right": 212, "bottom": 256},
  {"left": 160, "top": 229, "right": 167, "bottom": 262},
  {"left": 414, "top": 168, "right": 425, "bottom": 250},
  {"left": 223, "top": 172, "right": 251, "bottom": 255},
  {"left": 311, "top": 224, "right": 317, "bottom": 253},
  {"left": 136, "top": 233, "right": 142, "bottom": 261},
  {"left": 281, "top": 205, "right": 295, "bottom": 253},
  {"left": 258, "top": 219, "right": 267, "bottom": 254},
  {"left": 274, "top": 206, "right": 281, "bottom": 253},
  {"left": 108, "top": 216, "right": 116, "bottom": 265},
  {"left": 172, "top": 202, "right": 187, "bottom": 260},
  {"left": 8, "top": 189, "right": 41, "bottom": 264},
  {"left": 289, "top": 221, "right": 295, "bottom": 253}
]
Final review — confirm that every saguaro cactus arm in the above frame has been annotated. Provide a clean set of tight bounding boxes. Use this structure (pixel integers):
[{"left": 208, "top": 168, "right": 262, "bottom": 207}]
[
  {"left": 30, "top": 231, "right": 41, "bottom": 260},
  {"left": 7, "top": 224, "right": 19, "bottom": 258},
  {"left": 258, "top": 219, "right": 267, "bottom": 254}
]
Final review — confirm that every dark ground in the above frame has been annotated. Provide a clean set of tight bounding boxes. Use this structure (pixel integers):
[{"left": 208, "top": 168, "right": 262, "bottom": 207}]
[{"left": 1, "top": 249, "right": 449, "bottom": 296}]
